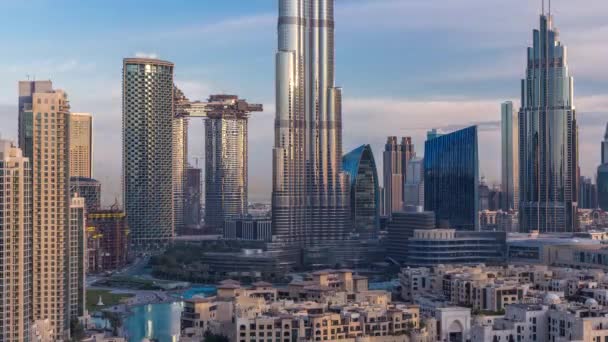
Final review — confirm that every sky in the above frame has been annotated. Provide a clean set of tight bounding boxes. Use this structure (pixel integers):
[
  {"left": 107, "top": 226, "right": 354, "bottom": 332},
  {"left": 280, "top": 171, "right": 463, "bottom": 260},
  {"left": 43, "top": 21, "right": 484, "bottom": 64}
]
[{"left": 0, "top": 0, "right": 607, "bottom": 204}]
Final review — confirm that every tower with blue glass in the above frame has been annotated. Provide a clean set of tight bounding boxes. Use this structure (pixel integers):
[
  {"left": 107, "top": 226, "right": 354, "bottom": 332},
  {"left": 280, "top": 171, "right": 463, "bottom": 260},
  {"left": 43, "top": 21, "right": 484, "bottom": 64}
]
[
  {"left": 343, "top": 145, "right": 380, "bottom": 239},
  {"left": 424, "top": 126, "right": 479, "bottom": 231}
]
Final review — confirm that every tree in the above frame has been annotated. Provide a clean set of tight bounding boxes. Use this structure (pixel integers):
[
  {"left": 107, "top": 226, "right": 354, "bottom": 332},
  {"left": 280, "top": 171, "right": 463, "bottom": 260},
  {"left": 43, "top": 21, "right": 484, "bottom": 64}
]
[
  {"left": 203, "top": 330, "right": 230, "bottom": 342},
  {"left": 70, "top": 318, "right": 86, "bottom": 341}
]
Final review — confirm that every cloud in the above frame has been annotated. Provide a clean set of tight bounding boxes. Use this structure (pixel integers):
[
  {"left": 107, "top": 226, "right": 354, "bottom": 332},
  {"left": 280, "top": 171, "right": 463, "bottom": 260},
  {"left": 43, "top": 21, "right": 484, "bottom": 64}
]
[
  {"left": 162, "top": 13, "right": 274, "bottom": 39},
  {"left": 134, "top": 52, "right": 159, "bottom": 59}
]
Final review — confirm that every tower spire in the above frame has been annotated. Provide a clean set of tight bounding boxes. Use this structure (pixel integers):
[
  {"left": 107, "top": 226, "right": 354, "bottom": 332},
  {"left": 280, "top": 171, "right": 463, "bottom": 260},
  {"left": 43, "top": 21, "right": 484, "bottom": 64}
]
[{"left": 542, "top": 0, "right": 545, "bottom": 15}]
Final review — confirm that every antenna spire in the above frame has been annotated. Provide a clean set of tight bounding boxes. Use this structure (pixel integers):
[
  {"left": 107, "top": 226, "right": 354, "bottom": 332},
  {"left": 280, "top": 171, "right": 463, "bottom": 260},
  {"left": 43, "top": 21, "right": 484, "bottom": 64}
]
[{"left": 542, "top": 0, "right": 544, "bottom": 15}]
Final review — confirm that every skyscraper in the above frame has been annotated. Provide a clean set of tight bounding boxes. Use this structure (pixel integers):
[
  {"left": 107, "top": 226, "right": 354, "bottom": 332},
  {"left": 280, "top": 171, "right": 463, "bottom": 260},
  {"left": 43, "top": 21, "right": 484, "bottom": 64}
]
[
  {"left": 68, "top": 195, "right": 86, "bottom": 322},
  {"left": 173, "top": 86, "right": 189, "bottom": 235},
  {"left": 501, "top": 101, "right": 519, "bottom": 211},
  {"left": 404, "top": 157, "right": 424, "bottom": 207},
  {"left": 272, "top": 0, "right": 351, "bottom": 245},
  {"left": 70, "top": 177, "right": 101, "bottom": 212},
  {"left": 426, "top": 128, "right": 444, "bottom": 141},
  {"left": 69, "top": 112, "right": 92, "bottom": 178},
  {"left": 383, "top": 137, "right": 404, "bottom": 217},
  {"left": 184, "top": 167, "right": 202, "bottom": 229},
  {"left": 0, "top": 140, "right": 32, "bottom": 341},
  {"left": 579, "top": 176, "right": 598, "bottom": 209},
  {"left": 598, "top": 123, "right": 608, "bottom": 211},
  {"left": 122, "top": 58, "right": 175, "bottom": 248},
  {"left": 204, "top": 95, "right": 262, "bottom": 232},
  {"left": 518, "top": 13, "right": 579, "bottom": 233},
  {"left": 342, "top": 144, "right": 380, "bottom": 239},
  {"left": 383, "top": 137, "right": 414, "bottom": 217},
  {"left": 424, "top": 126, "right": 479, "bottom": 231},
  {"left": 18, "top": 80, "right": 71, "bottom": 339}
]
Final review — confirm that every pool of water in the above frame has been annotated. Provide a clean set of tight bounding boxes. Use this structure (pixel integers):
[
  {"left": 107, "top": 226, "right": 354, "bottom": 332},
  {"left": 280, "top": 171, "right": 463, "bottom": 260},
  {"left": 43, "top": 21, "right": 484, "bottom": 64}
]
[
  {"left": 179, "top": 285, "right": 217, "bottom": 299},
  {"left": 123, "top": 286, "right": 216, "bottom": 342},
  {"left": 124, "top": 302, "right": 183, "bottom": 342}
]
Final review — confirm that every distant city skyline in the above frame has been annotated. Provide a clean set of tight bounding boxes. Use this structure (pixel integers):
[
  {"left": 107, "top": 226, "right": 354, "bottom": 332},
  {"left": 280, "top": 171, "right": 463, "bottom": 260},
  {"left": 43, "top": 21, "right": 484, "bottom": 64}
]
[{"left": 0, "top": 0, "right": 607, "bottom": 204}]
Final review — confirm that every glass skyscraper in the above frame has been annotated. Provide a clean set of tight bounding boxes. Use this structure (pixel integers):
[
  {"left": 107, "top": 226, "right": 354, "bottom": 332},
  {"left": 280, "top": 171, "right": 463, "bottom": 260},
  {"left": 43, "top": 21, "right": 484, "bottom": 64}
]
[
  {"left": 343, "top": 144, "right": 380, "bottom": 239},
  {"left": 122, "top": 58, "right": 175, "bottom": 248},
  {"left": 598, "top": 123, "right": 608, "bottom": 211},
  {"left": 501, "top": 101, "right": 519, "bottom": 211},
  {"left": 424, "top": 126, "right": 479, "bottom": 231},
  {"left": 518, "top": 14, "right": 579, "bottom": 233},
  {"left": 272, "top": 0, "right": 351, "bottom": 246}
]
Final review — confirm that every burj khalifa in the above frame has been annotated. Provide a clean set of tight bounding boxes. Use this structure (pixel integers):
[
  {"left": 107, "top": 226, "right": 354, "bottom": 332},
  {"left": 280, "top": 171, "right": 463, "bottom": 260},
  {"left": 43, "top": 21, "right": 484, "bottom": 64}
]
[{"left": 272, "top": 0, "right": 350, "bottom": 247}]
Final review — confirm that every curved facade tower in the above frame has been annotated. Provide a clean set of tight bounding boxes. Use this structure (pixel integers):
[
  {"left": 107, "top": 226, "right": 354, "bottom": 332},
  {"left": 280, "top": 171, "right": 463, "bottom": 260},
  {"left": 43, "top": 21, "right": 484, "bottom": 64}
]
[
  {"left": 273, "top": 0, "right": 350, "bottom": 245},
  {"left": 123, "top": 58, "right": 175, "bottom": 248},
  {"left": 518, "top": 14, "right": 579, "bottom": 233},
  {"left": 343, "top": 145, "right": 380, "bottom": 239}
]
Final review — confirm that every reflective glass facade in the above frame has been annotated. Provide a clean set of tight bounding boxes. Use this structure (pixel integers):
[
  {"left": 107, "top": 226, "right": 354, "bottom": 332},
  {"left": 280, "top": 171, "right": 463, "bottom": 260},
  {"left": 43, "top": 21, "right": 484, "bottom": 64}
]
[
  {"left": 600, "top": 125, "right": 608, "bottom": 211},
  {"left": 599, "top": 165, "right": 608, "bottom": 211},
  {"left": 518, "top": 15, "right": 579, "bottom": 233},
  {"left": 272, "top": 0, "right": 350, "bottom": 246},
  {"left": 424, "top": 126, "right": 479, "bottom": 231},
  {"left": 343, "top": 144, "right": 380, "bottom": 239}
]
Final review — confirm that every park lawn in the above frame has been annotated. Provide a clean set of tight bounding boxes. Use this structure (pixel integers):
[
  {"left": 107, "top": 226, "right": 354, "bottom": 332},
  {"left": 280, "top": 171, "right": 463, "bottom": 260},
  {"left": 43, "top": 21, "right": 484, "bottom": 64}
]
[{"left": 86, "top": 289, "right": 134, "bottom": 312}]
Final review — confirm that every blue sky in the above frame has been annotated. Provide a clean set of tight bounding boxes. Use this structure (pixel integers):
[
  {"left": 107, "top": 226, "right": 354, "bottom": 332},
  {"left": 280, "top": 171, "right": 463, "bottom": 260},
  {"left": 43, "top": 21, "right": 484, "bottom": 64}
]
[{"left": 0, "top": 0, "right": 607, "bottom": 203}]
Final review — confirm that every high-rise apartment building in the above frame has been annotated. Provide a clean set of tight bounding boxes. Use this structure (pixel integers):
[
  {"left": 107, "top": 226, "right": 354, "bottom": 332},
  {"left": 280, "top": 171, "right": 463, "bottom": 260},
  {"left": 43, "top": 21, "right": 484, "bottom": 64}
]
[
  {"left": 501, "top": 101, "right": 519, "bottom": 211},
  {"left": 204, "top": 95, "right": 261, "bottom": 232},
  {"left": 69, "top": 112, "right": 92, "bottom": 178},
  {"left": 18, "top": 80, "right": 71, "bottom": 339},
  {"left": 272, "top": 0, "right": 351, "bottom": 246},
  {"left": 383, "top": 137, "right": 415, "bottom": 217},
  {"left": 173, "top": 87, "right": 189, "bottom": 235},
  {"left": 184, "top": 167, "right": 202, "bottom": 229},
  {"left": 122, "top": 58, "right": 175, "bottom": 248},
  {"left": 0, "top": 140, "right": 32, "bottom": 341},
  {"left": 343, "top": 144, "right": 380, "bottom": 239},
  {"left": 404, "top": 157, "right": 424, "bottom": 207},
  {"left": 68, "top": 195, "right": 86, "bottom": 321},
  {"left": 70, "top": 177, "right": 101, "bottom": 212},
  {"left": 424, "top": 126, "right": 479, "bottom": 231},
  {"left": 518, "top": 13, "right": 579, "bottom": 233},
  {"left": 598, "top": 123, "right": 608, "bottom": 210}
]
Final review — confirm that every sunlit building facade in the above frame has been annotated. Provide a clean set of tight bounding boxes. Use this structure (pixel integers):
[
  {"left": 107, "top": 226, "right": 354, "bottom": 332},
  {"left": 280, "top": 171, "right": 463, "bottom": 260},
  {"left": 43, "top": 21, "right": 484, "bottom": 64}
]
[
  {"left": 0, "top": 140, "right": 32, "bottom": 342},
  {"left": 518, "top": 14, "right": 579, "bottom": 233},
  {"left": 204, "top": 95, "right": 261, "bottom": 232},
  {"left": 69, "top": 112, "right": 92, "bottom": 178},
  {"left": 122, "top": 58, "right": 175, "bottom": 248},
  {"left": 18, "top": 80, "right": 71, "bottom": 339},
  {"left": 272, "top": 0, "right": 351, "bottom": 247},
  {"left": 343, "top": 144, "right": 380, "bottom": 239},
  {"left": 68, "top": 195, "right": 86, "bottom": 321},
  {"left": 424, "top": 126, "right": 479, "bottom": 231}
]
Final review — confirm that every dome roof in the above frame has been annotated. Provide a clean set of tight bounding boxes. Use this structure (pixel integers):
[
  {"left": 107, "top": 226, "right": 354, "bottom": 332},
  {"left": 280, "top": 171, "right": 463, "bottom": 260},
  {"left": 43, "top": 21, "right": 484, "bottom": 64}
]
[
  {"left": 585, "top": 298, "right": 599, "bottom": 308},
  {"left": 543, "top": 293, "right": 561, "bottom": 305}
]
